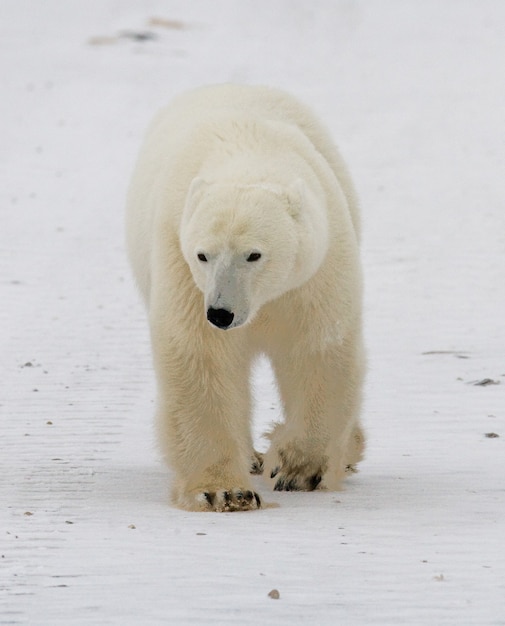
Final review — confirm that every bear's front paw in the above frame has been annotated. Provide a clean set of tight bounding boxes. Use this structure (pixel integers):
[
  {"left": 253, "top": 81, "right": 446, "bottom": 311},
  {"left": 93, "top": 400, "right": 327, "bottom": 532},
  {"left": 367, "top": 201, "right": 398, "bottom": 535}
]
[
  {"left": 176, "top": 487, "right": 262, "bottom": 512},
  {"left": 270, "top": 465, "right": 323, "bottom": 491},
  {"left": 265, "top": 447, "right": 327, "bottom": 492},
  {"left": 199, "top": 488, "right": 262, "bottom": 512}
]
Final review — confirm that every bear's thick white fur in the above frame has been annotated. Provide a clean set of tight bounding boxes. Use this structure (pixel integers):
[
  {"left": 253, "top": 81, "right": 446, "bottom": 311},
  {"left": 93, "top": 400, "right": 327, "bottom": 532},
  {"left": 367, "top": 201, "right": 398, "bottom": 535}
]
[{"left": 126, "top": 84, "right": 365, "bottom": 511}]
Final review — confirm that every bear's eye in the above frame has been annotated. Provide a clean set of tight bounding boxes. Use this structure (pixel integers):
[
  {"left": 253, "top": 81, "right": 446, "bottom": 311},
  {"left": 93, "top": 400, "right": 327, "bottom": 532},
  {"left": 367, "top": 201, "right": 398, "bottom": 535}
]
[
  {"left": 197, "top": 253, "right": 208, "bottom": 262},
  {"left": 246, "top": 252, "right": 262, "bottom": 262}
]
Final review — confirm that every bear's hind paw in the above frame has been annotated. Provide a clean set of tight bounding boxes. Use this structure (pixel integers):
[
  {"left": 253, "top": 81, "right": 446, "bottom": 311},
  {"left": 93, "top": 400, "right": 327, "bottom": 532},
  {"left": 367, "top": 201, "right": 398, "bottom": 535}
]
[{"left": 250, "top": 451, "right": 264, "bottom": 475}]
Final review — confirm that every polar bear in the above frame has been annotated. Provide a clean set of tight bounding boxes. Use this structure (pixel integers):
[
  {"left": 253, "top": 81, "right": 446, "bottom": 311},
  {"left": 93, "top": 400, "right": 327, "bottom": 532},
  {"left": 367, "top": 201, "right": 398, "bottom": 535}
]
[{"left": 126, "top": 84, "right": 365, "bottom": 512}]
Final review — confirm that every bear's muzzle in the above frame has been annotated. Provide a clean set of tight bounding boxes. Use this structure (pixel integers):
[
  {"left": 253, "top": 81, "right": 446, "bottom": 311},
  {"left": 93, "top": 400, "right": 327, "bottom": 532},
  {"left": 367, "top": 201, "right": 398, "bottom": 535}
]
[{"left": 207, "top": 307, "right": 235, "bottom": 329}]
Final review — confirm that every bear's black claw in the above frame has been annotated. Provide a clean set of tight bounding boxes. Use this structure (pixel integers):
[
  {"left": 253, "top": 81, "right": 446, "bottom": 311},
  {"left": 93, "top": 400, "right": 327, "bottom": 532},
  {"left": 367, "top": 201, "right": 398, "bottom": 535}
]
[
  {"left": 308, "top": 474, "right": 322, "bottom": 490},
  {"left": 274, "top": 477, "right": 299, "bottom": 491},
  {"left": 204, "top": 492, "right": 214, "bottom": 506}
]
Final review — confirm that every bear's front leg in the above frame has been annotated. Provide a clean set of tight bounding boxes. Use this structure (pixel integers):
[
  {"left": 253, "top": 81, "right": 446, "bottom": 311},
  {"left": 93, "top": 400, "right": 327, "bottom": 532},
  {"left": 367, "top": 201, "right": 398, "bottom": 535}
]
[
  {"left": 265, "top": 336, "right": 365, "bottom": 492},
  {"left": 151, "top": 317, "right": 261, "bottom": 512}
]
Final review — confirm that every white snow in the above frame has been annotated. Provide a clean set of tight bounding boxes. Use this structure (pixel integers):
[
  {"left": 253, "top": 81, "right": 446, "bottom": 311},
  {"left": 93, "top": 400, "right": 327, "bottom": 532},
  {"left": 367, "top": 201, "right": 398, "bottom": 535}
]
[{"left": 1, "top": 1, "right": 504, "bottom": 624}]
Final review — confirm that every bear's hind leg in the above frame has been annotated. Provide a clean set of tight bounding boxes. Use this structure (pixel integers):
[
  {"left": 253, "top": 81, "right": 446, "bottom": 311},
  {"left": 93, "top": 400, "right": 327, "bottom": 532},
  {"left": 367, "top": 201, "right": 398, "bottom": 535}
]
[{"left": 345, "top": 424, "right": 366, "bottom": 474}]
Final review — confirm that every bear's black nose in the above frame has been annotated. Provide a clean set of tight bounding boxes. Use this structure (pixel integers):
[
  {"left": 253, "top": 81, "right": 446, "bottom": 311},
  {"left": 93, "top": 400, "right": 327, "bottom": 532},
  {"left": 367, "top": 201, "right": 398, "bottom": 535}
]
[{"left": 207, "top": 307, "right": 234, "bottom": 329}]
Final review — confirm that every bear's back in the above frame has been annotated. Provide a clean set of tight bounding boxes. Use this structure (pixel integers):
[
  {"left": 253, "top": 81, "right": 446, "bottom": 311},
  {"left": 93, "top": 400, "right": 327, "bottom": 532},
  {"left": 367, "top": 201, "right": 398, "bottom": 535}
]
[{"left": 169, "top": 85, "right": 359, "bottom": 240}]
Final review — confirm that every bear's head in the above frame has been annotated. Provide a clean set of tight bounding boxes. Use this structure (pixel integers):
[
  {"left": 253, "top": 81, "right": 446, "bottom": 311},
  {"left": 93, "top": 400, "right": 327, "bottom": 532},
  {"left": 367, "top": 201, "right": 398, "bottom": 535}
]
[{"left": 180, "top": 178, "right": 328, "bottom": 330}]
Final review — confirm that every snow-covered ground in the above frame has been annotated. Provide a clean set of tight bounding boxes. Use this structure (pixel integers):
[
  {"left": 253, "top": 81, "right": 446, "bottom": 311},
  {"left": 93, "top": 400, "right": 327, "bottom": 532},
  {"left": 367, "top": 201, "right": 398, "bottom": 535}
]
[{"left": 1, "top": 1, "right": 504, "bottom": 624}]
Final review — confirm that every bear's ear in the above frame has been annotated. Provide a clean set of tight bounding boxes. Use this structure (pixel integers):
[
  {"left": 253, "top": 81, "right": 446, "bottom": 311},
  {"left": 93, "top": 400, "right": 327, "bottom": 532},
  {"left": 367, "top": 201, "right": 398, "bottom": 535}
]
[
  {"left": 187, "top": 176, "right": 208, "bottom": 201},
  {"left": 287, "top": 179, "right": 306, "bottom": 219}
]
